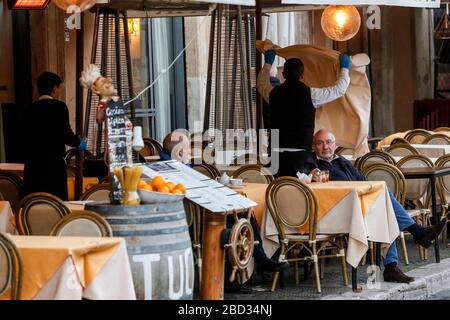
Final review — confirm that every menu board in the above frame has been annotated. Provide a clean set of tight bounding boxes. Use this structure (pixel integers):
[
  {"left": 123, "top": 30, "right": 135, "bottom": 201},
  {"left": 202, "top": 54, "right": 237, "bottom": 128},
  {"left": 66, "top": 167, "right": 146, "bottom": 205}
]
[
  {"left": 106, "top": 100, "right": 128, "bottom": 203},
  {"left": 141, "top": 160, "right": 257, "bottom": 214}
]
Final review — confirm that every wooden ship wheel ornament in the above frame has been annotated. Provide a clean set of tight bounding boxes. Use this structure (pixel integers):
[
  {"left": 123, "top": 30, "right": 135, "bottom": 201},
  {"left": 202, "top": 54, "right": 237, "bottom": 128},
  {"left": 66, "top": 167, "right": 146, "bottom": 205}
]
[{"left": 222, "top": 209, "right": 259, "bottom": 283}]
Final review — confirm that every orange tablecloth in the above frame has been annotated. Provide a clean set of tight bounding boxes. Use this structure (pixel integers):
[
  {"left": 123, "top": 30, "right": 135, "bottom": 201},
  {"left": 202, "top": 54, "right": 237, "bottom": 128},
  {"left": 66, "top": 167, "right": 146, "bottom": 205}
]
[
  {"left": 238, "top": 181, "right": 384, "bottom": 232},
  {"left": 1, "top": 235, "right": 122, "bottom": 300},
  {"left": 67, "top": 177, "right": 99, "bottom": 201}
]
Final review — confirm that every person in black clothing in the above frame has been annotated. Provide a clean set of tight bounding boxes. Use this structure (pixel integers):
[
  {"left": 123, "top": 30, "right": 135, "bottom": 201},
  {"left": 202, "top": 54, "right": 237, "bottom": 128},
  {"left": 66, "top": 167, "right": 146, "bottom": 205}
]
[
  {"left": 256, "top": 50, "right": 351, "bottom": 177},
  {"left": 23, "top": 72, "right": 87, "bottom": 200},
  {"left": 296, "top": 129, "right": 447, "bottom": 283}
]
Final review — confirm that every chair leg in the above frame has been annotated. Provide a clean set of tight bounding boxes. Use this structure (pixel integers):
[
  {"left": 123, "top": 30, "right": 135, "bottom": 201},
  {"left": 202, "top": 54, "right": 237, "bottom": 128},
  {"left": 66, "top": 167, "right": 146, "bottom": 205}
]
[
  {"left": 271, "top": 272, "right": 280, "bottom": 292},
  {"left": 399, "top": 232, "right": 409, "bottom": 265},
  {"left": 319, "top": 254, "right": 325, "bottom": 280},
  {"left": 339, "top": 237, "right": 348, "bottom": 286},
  {"left": 369, "top": 241, "right": 375, "bottom": 267},
  {"left": 312, "top": 243, "right": 321, "bottom": 293},
  {"left": 294, "top": 261, "right": 299, "bottom": 286}
]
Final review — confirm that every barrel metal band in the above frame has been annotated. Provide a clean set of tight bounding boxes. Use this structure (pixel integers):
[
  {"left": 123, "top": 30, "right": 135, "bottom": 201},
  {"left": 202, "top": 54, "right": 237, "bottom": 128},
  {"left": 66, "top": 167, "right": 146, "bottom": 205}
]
[
  {"left": 128, "top": 240, "right": 193, "bottom": 255},
  {"left": 113, "top": 225, "right": 188, "bottom": 237}
]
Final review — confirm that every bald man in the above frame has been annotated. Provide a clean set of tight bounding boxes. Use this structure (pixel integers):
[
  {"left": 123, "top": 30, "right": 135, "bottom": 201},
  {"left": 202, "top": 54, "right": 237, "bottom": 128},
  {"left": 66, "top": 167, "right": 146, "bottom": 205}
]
[{"left": 296, "top": 129, "right": 447, "bottom": 284}]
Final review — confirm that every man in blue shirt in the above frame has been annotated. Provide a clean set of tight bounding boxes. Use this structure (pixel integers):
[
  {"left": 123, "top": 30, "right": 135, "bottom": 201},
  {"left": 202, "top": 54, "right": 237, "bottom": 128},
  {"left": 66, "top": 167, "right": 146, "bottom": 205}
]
[{"left": 296, "top": 129, "right": 447, "bottom": 283}]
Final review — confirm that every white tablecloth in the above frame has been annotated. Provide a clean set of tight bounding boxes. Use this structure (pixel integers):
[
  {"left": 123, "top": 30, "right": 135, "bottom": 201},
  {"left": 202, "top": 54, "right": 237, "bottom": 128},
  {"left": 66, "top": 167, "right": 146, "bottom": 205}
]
[
  {"left": 32, "top": 239, "right": 135, "bottom": 300},
  {"left": 261, "top": 183, "right": 400, "bottom": 268},
  {"left": 0, "top": 201, "right": 14, "bottom": 234}
]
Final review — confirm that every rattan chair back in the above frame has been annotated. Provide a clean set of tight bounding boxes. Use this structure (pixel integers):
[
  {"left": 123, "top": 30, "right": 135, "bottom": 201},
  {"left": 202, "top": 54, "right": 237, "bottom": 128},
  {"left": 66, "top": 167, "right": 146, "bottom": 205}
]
[
  {"left": 16, "top": 192, "right": 70, "bottom": 235},
  {"left": 0, "top": 171, "right": 23, "bottom": 214},
  {"left": 435, "top": 154, "right": 450, "bottom": 208},
  {"left": 404, "top": 129, "right": 431, "bottom": 144},
  {"left": 50, "top": 210, "right": 112, "bottom": 237},
  {"left": 433, "top": 127, "right": 450, "bottom": 133},
  {"left": 355, "top": 150, "right": 396, "bottom": 171},
  {"left": 232, "top": 165, "right": 274, "bottom": 184},
  {"left": 396, "top": 155, "right": 434, "bottom": 201},
  {"left": 0, "top": 234, "right": 23, "bottom": 300},
  {"left": 192, "top": 163, "right": 221, "bottom": 179},
  {"left": 266, "top": 177, "right": 318, "bottom": 240},
  {"left": 385, "top": 143, "right": 419, "bottom": 156},
  {"left": 423, "top": 134, "right": 450, "bottom": 145},
  {"left": 362, "top": 163, "right": 406, "bottom": 205},
  {"left": 79, "top": 183, "right": 111, "bottom": 201},
  {"left": 391, "top": 137, "right": 409, "bottom": 145},
  {"left": 335, "top": 146, "right": 354, "bottom": 156}
]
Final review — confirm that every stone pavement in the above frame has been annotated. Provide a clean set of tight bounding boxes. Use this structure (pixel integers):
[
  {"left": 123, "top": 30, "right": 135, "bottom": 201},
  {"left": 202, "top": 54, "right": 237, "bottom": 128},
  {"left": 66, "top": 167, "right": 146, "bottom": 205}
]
[{"left": 223, "top": 238, "right": 450, "bottom": 300}]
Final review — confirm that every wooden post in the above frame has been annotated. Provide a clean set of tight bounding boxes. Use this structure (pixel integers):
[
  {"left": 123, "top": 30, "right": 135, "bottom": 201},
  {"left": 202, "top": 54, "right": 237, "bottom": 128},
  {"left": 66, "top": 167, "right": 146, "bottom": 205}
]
[
  {"left": 75, "top": 12, "right": 84, "bottom": 200},
  {"left": 200, "top": 211, "right": 226, "bottom": 300},
  {"left": 255, "top": 0, "right": 262, "bottom": 157}
]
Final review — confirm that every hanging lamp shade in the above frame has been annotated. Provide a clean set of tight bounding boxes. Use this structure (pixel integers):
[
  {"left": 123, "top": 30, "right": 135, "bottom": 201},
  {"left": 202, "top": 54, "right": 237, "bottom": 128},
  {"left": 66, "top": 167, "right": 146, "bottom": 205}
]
[
  {"left": 52, "top": 0, "right": 96, "bottom": 11},
  {"left": 435, "top": 4, "right": 450, "bottom": 39},
  {"left": 321, "top": 5, "right": 361, "bottom": 42}
]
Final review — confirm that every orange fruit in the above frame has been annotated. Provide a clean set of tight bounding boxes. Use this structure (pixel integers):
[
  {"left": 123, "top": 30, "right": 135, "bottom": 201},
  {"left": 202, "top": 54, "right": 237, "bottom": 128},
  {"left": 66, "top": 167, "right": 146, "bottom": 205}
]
[
  {"left": 157, "top": 185, "right": 171, "bottom": 193},
  {"left": 171, "top": 189, "right": 183, "bottom": 195},
  {"left": 173, "top": 183, "right": 186, "bottom": 194},
  {"left": 151, "top": 176, "right": 166, "bottom": 189},
  {"left": 138, "top": 180, "right": 148, "bottom": 189},
  {"left": 166, "top": 182, "right": 175, "bottom": 191},
  {"left": 143, "top": 184, "right": 154, "bottom": 192}
]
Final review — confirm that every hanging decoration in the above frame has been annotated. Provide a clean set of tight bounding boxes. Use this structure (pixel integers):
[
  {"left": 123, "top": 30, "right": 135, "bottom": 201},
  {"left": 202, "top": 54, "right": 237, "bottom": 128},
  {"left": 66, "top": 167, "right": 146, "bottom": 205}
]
[
  {"left": 52, "top": 0, "right": 96, "bottom": 12},
  {"left": 321, "top": 5, "right": 361, "bottom": 41},
  {"left": 435, "top": 3, "right": 450, "bottom": 40}
]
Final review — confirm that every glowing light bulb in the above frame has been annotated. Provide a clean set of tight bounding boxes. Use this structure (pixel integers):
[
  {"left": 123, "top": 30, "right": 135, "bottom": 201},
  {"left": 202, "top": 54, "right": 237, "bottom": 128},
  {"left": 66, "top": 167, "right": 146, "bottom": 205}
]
[{"left": 321, "top": 5, "right": 361, "bottom": 42}]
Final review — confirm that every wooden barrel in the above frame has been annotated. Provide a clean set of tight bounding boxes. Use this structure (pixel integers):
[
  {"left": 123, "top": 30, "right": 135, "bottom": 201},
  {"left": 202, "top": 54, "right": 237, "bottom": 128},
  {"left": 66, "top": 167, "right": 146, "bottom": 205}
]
[{"left": 85, "top": 202, "right": 194, "bottom": 300}]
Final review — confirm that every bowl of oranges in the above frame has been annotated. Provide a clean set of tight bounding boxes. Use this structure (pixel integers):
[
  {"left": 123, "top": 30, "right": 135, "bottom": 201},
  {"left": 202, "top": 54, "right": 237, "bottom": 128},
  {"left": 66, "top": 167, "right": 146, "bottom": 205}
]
[{"left": 137, "top": 175, "right": 186, "bottom": 203}]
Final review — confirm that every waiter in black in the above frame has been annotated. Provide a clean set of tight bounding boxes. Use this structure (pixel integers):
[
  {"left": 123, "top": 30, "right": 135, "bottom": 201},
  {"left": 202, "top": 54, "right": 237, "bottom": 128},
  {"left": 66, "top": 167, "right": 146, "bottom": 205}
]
[
  {"left": 23, "top": 72, "right": 87, "bottom": 200},
  {"left": 257, "top": 50, "right": 351, "bottom": 177}
]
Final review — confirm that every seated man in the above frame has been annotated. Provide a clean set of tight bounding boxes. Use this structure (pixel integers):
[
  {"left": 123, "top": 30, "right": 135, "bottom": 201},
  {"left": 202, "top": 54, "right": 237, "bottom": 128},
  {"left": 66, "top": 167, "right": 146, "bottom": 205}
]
[
  {"left": 296, "top": 129, "right": 447, "bottom": 284},
  {"left": 161, "top": 130, "right": 289, "bottom": 293}
]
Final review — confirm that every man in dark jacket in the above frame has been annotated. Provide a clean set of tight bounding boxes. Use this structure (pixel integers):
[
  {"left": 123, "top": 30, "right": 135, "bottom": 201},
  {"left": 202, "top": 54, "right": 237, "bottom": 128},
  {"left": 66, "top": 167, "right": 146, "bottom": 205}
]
[
  {"left": 23, "top": 72, "right": 86, "bottom": 200},
  {"left": 296, "top": 129, "right": 447, "bottom": 284},
  {"left": 257, "top": 50, "right": 350, "bottom": 177}
]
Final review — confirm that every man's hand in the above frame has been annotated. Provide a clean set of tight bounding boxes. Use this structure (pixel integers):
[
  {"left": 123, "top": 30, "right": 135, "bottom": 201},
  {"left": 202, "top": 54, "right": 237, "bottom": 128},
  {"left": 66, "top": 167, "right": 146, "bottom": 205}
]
[
  {"left": 78, "top": 137, "right": 87, "bottom": 151},
  {"left": 264, "top": 50, "right": 276, "bottom": 65},
  {"left": 340, "top": 53, "right": 350, "bottom": 70},
  {"left": 310, "top": 168, "right": 322, "bottom": 182}
]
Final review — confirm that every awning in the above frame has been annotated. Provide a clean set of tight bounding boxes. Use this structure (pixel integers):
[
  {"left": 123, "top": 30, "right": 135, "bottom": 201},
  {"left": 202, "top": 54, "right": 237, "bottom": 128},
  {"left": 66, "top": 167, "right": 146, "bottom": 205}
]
[{"left": 281, "top": 0, "right": 440, "bottom": 8}]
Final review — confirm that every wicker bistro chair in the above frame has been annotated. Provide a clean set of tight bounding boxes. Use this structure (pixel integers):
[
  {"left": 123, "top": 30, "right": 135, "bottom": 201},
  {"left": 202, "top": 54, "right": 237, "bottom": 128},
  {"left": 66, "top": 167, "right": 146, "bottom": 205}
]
[
  {"left": 423, "top": 134, "right": 450, "bottom": 145},
  {"left": 138, "top": 138, "right": 163, "bottom": 162},
  {"left": 79, "top": 183, "right": 111, "bottom": 201},
  {"left": 192, "top": 163, "right": 221, "bottom": 179},
  {"left": 355, "top": 150, "right": 396, "bottom": 171},
  {"left": 362, "top": 163, "right": 410, "bottom": 264},
  {"left": 232, "top": 164, "right": 274, "bottom": 184},
  {"left": 390, "top": 137, "right": 410, "bottom": 146},
  {"left": 50, "top": 210, "right": 112, "bottom": 237},
  {"left": 433, "top": 127, "right": 450, "bottom": 133},
  {"left": 404, "top": 129, "right": 431, "bottom": 144},
  {"left": 385, "top": 143, "right": 419, "bottom": 157},
  {"left": 265, "top": 177, "right": 348, "bottom": 293},
  {"left": 396, "top": 154, "right": 435, "bottom": 260},
  {"left": 16, "top": 192, "right": 71, "bottom": 235},
  {"left": 0, "top": 171, "right": 23, "bottom": 214},
  {"left": 0, "top": 234, "right": 23, "bottom": 300}
]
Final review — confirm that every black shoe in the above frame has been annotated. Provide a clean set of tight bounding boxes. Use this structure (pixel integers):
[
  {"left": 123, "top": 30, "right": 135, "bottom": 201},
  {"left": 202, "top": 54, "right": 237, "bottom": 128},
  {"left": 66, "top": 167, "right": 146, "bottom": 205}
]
[
  {"left": 415, "top": 218, "right": 447, "bottom": 249},
  {"left": 257, "top": 258, "right": 290, "bottom": 274},
  {"left": 224, "top": 282, "right": 253, "bottom": 294},
  {"left": 383, "top": 266, "right": 414, "bottom": 284}
]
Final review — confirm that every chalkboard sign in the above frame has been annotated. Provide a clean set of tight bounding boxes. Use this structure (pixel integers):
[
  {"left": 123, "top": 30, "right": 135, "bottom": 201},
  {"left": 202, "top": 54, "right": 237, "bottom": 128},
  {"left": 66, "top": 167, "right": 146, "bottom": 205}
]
[{"left": 106, "top": 99, "right": 128, "bottom": 203}]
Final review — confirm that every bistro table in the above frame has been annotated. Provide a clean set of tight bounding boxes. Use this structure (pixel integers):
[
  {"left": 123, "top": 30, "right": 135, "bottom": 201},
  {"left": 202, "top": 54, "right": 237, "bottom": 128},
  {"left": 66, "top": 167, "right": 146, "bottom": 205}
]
[
  {"left": 399, "top": 167, "right": 450, "bottom": 263},
  {"left": 0, "top": 235, "right": 136, "bottom": 300},
  {"left": 236, "top": 181, "right": 400, "bottom": 292},
  {"left": 0, "top": 163, "right": 24, "bottom": 176}
]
